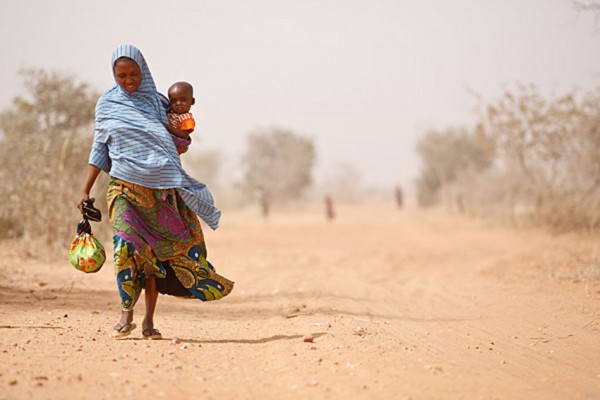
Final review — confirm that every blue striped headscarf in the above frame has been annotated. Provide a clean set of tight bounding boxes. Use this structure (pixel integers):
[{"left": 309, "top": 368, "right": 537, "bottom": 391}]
[{"left": 89, "top": 44, "right": 221, "bottom": 229}]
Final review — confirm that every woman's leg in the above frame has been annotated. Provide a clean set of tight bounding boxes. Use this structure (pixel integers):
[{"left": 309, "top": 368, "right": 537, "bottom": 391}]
[
  {"left": 117, "top": 309, "right": 134, "bottom": 327},
  {"left": 142, "top": 277, "right": 161, "bottom": 338}
]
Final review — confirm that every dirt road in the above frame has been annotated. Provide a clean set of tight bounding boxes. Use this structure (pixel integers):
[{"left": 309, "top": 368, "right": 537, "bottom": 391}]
[{"left": 1, "top": 204, "right": 599, "bottom": 399}]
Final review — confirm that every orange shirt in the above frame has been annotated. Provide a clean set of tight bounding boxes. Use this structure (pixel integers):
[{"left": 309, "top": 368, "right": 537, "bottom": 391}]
[{"left": 167, "top": 112, "right": 195, "bottom": 132}]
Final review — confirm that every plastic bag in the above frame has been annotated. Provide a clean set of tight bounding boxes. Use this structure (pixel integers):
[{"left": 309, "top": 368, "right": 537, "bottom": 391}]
[
  {"left": 68, "top": 198, "right": 105, "bottom": 273},
  {"left": 69, "top": 232, "right": 106, "bottom": 273}
]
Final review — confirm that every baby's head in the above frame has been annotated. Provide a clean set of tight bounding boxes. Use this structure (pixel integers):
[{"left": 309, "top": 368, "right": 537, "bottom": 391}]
[{"left": 168, "top": 82, "right": 195, "bottom": 114}]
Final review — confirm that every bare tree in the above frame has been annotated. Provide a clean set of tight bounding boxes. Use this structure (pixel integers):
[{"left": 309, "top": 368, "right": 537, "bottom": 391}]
[
  {"left": 478, "top": 84, "right": 600, "bottom": 229},
  {"left": 0, "top": 69, "right": 99, "bottom": 249},
  {"left": 240, "top": 127, "right": 316, "bottom": 204},
  {"left": 415, "top": 127, "right": 494, "bottom": 207},
  {"left": 574, "top": 0, "right": 600, "bottom": 11},
  {"left": 322, "top": 161, "right": 363, "bottom": 204},
  {"left": 181, "top": 149, "right": 222, "bottom": 190},
  {"left": 574, "top": 1, "right": 600, "bottom": 28}
]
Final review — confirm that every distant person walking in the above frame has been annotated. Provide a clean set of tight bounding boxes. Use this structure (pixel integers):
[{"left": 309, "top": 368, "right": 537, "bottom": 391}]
[
  {"left": 77, "top": 44, "right": 233, "bottom": 339},
  {"left": 394, "top": 185, "right": 404, "bottom": 209},
  {"left": 324, "top": 195, "right": 335, "bottom": 221},
  {"left": 255, "top": 186, "right": 271, "bottom": 219}
]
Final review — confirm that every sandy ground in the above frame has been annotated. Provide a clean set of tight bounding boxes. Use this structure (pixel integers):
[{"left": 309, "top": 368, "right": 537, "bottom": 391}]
[{"left": 0, "top": 203, "right": 599, "bottom": 400}]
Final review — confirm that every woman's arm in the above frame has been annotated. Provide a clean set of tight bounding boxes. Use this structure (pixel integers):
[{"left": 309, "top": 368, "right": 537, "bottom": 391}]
[{"left": 77, "top": 164, "right": 102, "bottom": 213}]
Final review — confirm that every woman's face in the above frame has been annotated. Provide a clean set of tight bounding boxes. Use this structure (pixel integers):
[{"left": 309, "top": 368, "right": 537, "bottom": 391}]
[{"left": 114, "top": 58, "right": 142, "bottom": 93}]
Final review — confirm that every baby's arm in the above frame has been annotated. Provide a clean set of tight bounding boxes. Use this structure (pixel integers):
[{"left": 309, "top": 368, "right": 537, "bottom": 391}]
[{"left": 163, "top": 123, "right": 192, "bottom": 139}]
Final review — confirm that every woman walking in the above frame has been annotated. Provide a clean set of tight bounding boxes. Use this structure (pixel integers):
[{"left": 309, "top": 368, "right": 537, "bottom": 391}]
[{"left": 77, "top": 44, "right": 233, "bottom": 339}]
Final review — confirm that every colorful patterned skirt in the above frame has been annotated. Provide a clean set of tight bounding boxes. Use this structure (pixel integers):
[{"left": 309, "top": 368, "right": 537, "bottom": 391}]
[{"left": 106, "top": 177, "right": 233, "bottom": 310}]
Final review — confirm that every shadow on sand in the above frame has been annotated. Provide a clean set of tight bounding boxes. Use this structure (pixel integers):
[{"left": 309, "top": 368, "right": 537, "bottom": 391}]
[
  {"left": 0, "top": 285, "right": 481, "bottom": 324},
  {"left": 113, "top": 332, "right": 327, "bottom": 344}
]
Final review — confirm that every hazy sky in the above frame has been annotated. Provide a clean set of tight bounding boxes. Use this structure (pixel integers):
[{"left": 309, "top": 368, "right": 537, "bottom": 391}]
[{"left": 1, "top": 0, "right": 599, "bottom": 190}]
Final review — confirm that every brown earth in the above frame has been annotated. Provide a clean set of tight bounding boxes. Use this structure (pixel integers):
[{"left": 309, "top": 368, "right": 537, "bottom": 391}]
[{"left": 0, "top": 204, "right": 599, "bottom": 400}]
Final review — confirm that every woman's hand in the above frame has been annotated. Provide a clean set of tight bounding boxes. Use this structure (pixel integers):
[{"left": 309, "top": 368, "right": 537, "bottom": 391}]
[
  {"left": 77, "top": 193, "right": 90, "bottom": 214},
  {"left": 78, "top": 164, "right": 102, "bottom": 213}
]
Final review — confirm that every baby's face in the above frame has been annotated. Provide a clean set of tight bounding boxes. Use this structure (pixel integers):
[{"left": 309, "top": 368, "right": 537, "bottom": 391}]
[{"left": 168, "top": 84, "right": 195, "bottom": 114}]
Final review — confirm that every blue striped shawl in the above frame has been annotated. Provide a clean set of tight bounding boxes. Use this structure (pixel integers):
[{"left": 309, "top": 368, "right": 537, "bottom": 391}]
[{"left": 89, "top": 44, "right": 220, "bottom": 229}]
